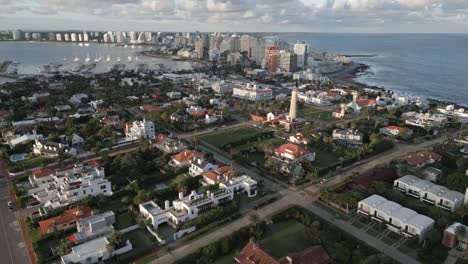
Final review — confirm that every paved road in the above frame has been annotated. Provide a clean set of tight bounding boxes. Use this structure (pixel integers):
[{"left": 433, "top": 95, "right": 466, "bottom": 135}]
[{"left": 0, "top": 174, "right": 30, "bottom": 264}]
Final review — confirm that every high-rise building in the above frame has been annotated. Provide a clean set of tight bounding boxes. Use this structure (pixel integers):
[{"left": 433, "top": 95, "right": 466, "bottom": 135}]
[
  {"left": 240, "top": 35, "right": 252, "bottom": 57},
  {"left": 24, "top": 32, "right": 31, "bottom": 40},
  {"left": 129, "top": 31, "right": 137, "bottom": 43},
  {"left": 48, "top": 32, "right": 55, "bottom": 41},
  {"left": 137, "top": 32, "right": 146, "bottom": 43},
  {"left": 12, "top": 30, "right": 24, "bottom": 41},
  {"left": 64, "top": 33, "right": 70, "bottom": 42},
  {"left": 83, "top": 32, "right": 89, "bottom": 42},
  {"left": 32, "top": 33, "right": 41, "bottom": 41},
  {"left": 71, "top": 33, "right": 77, "bottom": 42},
  {"left": 294, "top": 43, "right": 308, "bottom": 68},
  {"left": 278, "top": 50, "right": 297, "bottom": 73},
  {"left": 195, "top": 40, "right": 204, "bottom": 59},
  {"left": 251, "top": 36, "right": 265, "bottom": 66},
  {"left": 56, "top": 33, "right": 62, "bottom": 42},
  {"left": 115, "top": 32, "right": 123, "bottom": 43},
  {"left": 229, "top": 35, "right": 241, "bottom": 52},
  {"left": 265, "top": 46, "right": 278, "bottom": 75},
  {"left": 78, "top": 34, "right": 83, "bottom": 42}
]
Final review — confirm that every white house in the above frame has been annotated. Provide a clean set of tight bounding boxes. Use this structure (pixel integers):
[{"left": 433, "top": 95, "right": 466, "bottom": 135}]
[
  {"left": 33, "top": 139, "right": 77, "bottom": 158},
  {"left": 289, "top": 133, "right": 310, "bottom": 145},
  {"left": 70, "top": 134, "right": 85, "bottom": 147},
  {"left": 189, "top": 158, "right": 219, "bottom": 177},
  {"left": 69, "top": 211, "right": 115, "bottom": 244},
  {"left": 357, "top": 195, "right": 434, "bottom": 242},
  {"left": 125, "top": 119, "right": 155, "bottom": 141},
  {"left": 69, "top": 93, "right": 88, "bottom": 105},
  {"left": 394, "top": 175, "right": 464, "bottom": 212},
  {"left": 29, "top": 164, "right": 112, "bottom": 212},
  {"left": 332, "top": 129, "right": 363, "bottom": 148},
  {"left": 61, "top": 236, "right": 132, "bottom": 264},
  {"left": 219, "top": 175, "right": 258, "bottom": 198}
]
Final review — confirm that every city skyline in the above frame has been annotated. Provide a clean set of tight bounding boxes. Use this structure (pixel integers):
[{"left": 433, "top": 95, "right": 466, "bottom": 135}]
[{"left": 1, "top": 0, "right": 467, "bottom": 33}]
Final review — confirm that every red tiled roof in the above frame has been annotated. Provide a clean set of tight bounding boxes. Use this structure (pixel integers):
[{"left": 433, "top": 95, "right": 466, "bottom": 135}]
[
  {"left": 141, "top": 105, "right": 157, "bottom": 112},
  {"left": 171, "top": 149, "right": 204, "bottom": 163},
  {"left": 66, "top": 234, "right": 78, "bottom": 244},
  {"left": 352, "top": 168, "right": 398, "bottom": 189},
  {"left": 356, "top": 98, "right": 376, "bottom": 107},
  {"left": 39, "top": 206, "right": 93, "bottom": 235},
  {"left": 235, "top": 240, "right": 280, "bottom": 264},
  {"left": 279, "top": 245, "right": 331, "bottom": 264},
  {"left": 385, "top": 126, "right": 410, "bottom": 133},
  {"left": 202, "top": 171, "right": 219, "bottom": 183},
  {"left": 291, "top": 133, "right": 310, "bottom": 143},
  {"left": 32, "top": 168, "right": 53, "bottom": 179},
  {"left": 275, "top": 143, "right": 307, "bottom": 155},
  {"left": 215, "top": 165, "right": 234, "bottom": 175},
  {"left": 155, "top": 134, "right": 169, "bottom": 144},
  {"left": 399, "top": 151, "right": 442, "bottom": 167}
]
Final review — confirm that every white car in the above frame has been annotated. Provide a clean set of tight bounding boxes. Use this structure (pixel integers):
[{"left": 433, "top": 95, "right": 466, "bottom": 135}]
[{"left": 7, "top": 201, "right": 13, "bottom": 207}]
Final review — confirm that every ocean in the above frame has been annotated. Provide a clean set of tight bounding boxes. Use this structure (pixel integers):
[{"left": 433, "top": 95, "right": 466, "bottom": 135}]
[
  {"left": 1, "top": 34, "right": 467, "bottom": 105},
  {"left": 279, "top": 33, "right": 468, "bottom": 106}
]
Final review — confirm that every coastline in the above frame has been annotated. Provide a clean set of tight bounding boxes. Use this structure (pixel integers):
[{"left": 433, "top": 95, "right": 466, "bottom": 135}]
[{"left": 330, "top": 62, "right": 467, "bottom": 108}]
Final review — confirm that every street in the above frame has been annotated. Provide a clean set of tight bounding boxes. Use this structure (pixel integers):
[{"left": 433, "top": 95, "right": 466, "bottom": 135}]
[{"left": 0, "top": 175, "right": 30, "bottom": 264}]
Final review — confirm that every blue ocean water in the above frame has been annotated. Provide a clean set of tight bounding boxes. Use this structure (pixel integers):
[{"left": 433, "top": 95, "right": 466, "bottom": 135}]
[{"left": 280, "top": 33, "right": 468, "bottom": 106}]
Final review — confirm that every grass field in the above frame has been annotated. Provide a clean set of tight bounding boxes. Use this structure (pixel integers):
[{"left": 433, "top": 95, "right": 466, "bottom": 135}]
[
  {"left": 299, "top": 106, "right": 335, "bottom": 121},
  {"left": 200, "top": 127, "right": 264, "bottom": 149},
  {"left": 309, "top": 147, "right": 341, "bottom": 168},
  {"left": 260, "top": 220, "right": 307, "bottom": 258}
]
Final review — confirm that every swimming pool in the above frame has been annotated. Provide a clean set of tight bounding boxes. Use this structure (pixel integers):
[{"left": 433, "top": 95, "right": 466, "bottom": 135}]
[
  {"left": 155, "top": 183, "right": 169, "bottom": 191},
  {"left": 10, "top": 153, "right": 29, "bottom": 162}
]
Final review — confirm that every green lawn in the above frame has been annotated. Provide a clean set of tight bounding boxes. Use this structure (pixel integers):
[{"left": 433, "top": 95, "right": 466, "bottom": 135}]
[
  {"left": 309, "top": 147, "right": 341, "bottom": 168},
  {"left": 26, "top": 225, "right": 41, "bottom": 243},
  {"left": 212, "top": 252, "right": 237, "bottom": 264},
  {"left": 308, "top": 111, "right": 335, "bottom": 121},
  {"left": 260, "top": 220, "right": 307, "bottom": 258},
  {"left": 299, "top": 106, "right": 335, "bottom": 121},
  {"left": 200, "top": 127, "right": 264, "bottom": 149}
]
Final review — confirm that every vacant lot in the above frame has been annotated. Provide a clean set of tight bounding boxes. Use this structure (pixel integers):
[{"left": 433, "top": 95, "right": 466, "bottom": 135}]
[
  {"left": 309, "top": 146, "right": 341, "bottom": 168},
  {"left": 260, "top": 220, "right": 307, "bottom": 258},
  {"left": 200, "top": 127, "right": 268, "bottom": 149},
  {"left": 299, "top": 107, "right": 335, "bottom": 121}
]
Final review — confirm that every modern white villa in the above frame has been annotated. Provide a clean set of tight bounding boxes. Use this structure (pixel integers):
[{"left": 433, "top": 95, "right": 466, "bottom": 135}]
[
  {"left": 139, "top": 176, "right": 257, "bottom": 232},
  {"left": 68, "top": 211, "right": 116, "bottom": 244},
  {"left": 357, "top": 194, "right": 434, "bottom": 242},
  {"left": 125, "top": 119, "right": 155, "bottom": 141},
  {"left": 393, "top": 175, "right": 465, "bottom": 212},
  {"left": 61, "top": 236, "right": 132, "bottom": 264},
  {"left": 28, "top": 163, "right": 112, "bottom": 213}
]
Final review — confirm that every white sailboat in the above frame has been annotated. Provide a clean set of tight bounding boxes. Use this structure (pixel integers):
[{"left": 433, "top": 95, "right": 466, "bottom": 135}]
[
  {"left": 106, "top": 55, "right": 111, "bottom": 62},
  {"left": 73, "top": 56, "right": 80, "bottom": 62},
  {"left": 85, "top": 54, "right": 91, "bottom": 63},
  {"left": 116, "top": 57, "right": 121, "bottom": 62},
  {"left": 128, "top": 56, "right": 132, "bottom": 61}
]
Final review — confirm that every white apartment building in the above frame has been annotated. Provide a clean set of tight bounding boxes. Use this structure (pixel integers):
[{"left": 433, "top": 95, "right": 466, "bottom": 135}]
[
  {"left": 212, "top": 80, "right": 235, "bottom": 94},
  {"left": 402, "top": 112, "right": 448, "bottom": 128},
  {"left": 297, "top": 91, "right": 332, "bottom": 106},
  {"left": 293, "top": 70, "right": 330, "bottom": 83},
  {"left": 28, "top": 164, "right": 112, "bottom": 212},
  {"left": 294, "top": 43, "right": 308, "bottom": 68},
  {"left": 125, "top": 119, "right": 155, "bottom": 141},
  {"left": 393, "top": 175, "right": 465, "bottom": 212},
  {"left": 438, "top": 105, "right": 468, "bottom": 121},
  {"left": 357, "top": 195, "right": 434, "bottom": 242},
  {"left": 140, "top": 176, "right": 257, "bottom": 231},
  {"left": 233, "top": 83, "right": 273, "bottom": 101},
  {"left": 332, "top": 129, "right": 364, "bottom": 146}
]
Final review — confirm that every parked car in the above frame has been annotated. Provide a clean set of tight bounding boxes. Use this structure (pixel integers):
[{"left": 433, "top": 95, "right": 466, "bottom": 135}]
[{"left": 7, "top": 201, "right": 13, "bottom": 207}]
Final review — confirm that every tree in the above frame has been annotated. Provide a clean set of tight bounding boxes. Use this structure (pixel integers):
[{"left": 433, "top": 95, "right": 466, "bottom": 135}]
[
  {"left": 455, "top": 225, "right": 467, "bottom": 240},
  {"left": 58, "top": 240, "right": 73, "bottom": 256},
  {"left": 107, "top": 229, "right": 124, "bottom": 252}
]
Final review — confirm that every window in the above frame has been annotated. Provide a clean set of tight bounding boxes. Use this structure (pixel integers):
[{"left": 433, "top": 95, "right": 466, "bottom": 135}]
[
  {"left": 100, "top": 185, "right": 106, "bottom": 190},
  {"left": 83, "top": 190, "right": 86, "bottom": 195}
]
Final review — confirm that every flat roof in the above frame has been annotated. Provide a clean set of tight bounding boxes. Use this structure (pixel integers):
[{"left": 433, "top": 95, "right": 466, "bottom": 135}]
[
  {"left": 141, "top": 201, "right": 163, "bottom": 215},
  {"left": 359, "top": 194, "right": 388, "bottom": 208},
  {"left": 390, "top": 207, "right": 417, "bottom": 223},
  {"left": 62, "top": 236, "right": 108, "bottom": 263},
  {"left": 405, "top": 214, "right": 434, "bottom": 230},
  {"left": 376, "top": 201, "right": 402, "bottom": 215}
]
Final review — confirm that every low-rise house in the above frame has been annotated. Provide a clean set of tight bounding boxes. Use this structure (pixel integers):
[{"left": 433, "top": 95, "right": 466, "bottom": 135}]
[
  {"left": 289, "top": 133, "right": 310, "bottom": 145},
  {"left": 332, "top": 129, "right": 363, "bottom": 148},
  {"left": 393, "top": 175, "right": 464, "bottom": 212},
  {"left": 154, "top": 134, "right": 187, "bottom": 154},
  {"left": 167, "top": 91, "right": 182, "bottom": 99},
  {"left": 379, "top": 126, "right": 413, "bottom": 139},
  {"left": 251, "top": 114, "right": 267, "bottom": 123},
  {"left": 422, "top": 167, "right": 442, "bottom": 182},
  {"left": 170, "top": 149, "right": 204, "bottom": 167},
  {"left": 442, "top": 222, "right": 468, "bottom": 249},
  {"left": 125, "top": 119, "right": 155, "bottom": 141},
  {"left": 205, "top": 114, "right": 218, "bottom": 124},
  {"left": 32, "top": 139, "right": 77, "bottom": 158},
  {"left": 67, "top": 211, "right": 115, "bottom": 244},
  {"left": 70, "top": 134, "right": 84, "bottom": 147},
  {"left": 235, "top": 239, "right": 331, "bottom": 264},
  {"left": 61, "top": 236, "right": 132, "bottom": 264},
  {"left": 140, "top": 105, "right": 157, "bottom": 113},
  {"left": 101, "top": 116, "right": 120, "bottom": 126},
  {"left": 357, "top": 195, "right": 434, "bottom": 242},
  {"left": 201, "top": 166, "right": 235, "bottom": 185},
  {"left": 69, "top": 93, "right": 88, "bottom": 105},
  {"left": 274, "top": 143, "right": 315, "bottom": 162},
  {"left": 186, "top": 105, "right": 208, "bottom": 118},
  {"left": 55, "top": 105, "right": 72, "bottom": 112},
  {"left": 347, "top": 92, "right": 376, "bottom": 112},
  {"left": 402, "top": 111, "right": 448, "bottom": 128},
  {"left": 30, "top": 163, "right": 112, "bottom": 212},
  {"left": 398, "top": 151, "right": 442, "bottom": 168},
  {"left": 39, "top": 206, "right": 93, "bottom": 235},
  {"left": 140, "top": 176, "right": 257, "bottom": 232},
  {"left": 189, "top": 157, "right": 219, "bottom": 177}
]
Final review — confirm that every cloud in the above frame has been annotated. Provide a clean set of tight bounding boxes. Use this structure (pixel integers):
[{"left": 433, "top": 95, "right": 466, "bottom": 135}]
[{"left": 0, "top": 0, "right": 467, "bottom": 32}]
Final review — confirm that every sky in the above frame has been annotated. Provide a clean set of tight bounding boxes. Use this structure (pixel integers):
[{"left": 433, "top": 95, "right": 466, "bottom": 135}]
[{"left": 0, "top": 0, "right": 467, "bottom": 33}]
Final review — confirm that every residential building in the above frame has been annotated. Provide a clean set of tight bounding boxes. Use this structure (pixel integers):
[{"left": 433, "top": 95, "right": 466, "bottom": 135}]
[
  {"left": 278, "top": 50, "right": 297, "bottom": 72},
  {"left": 39, "top": 206, "right": 93, "bottom": 235},
  {"left": 189, "top": 157, "right": 219, "bottom": 177},
  {"left": 274, "top": 143, "right": 315, "bottom": 162},
  {"left": 32, "top": 139, "right": 77, "bottom": 158},
  {"left": 357, "top": 195, "right": 434, "bottom": 242},
  {"left": 347, "top": 92, "right": 376, "bottom": 112},
  {"left": 212, "top": 80, "right": 235, "bottom": 94},
  {"left": 265, "top": 46, "right": 278, "bottom": 74},
  {"left": 393, "top": 175, "right": 464, "bottom": 212},
  {"left": 140, "top": 176, "right": 257, "bottom": 231},
  {"left": 233, "top": 83, "right": 273, "bottom": 101},
  {"left": 293, "top": 43, "right": 308, "bottom": 68},
  {"left": 402, "top": 111, "right": 448, "bottom": 128},
  {"left": 442, "top": 222, "right": 468, "bottom": 249},
  {"left": 61, "top": 236, "right": 132, "bottom": 264},
  {"left": 170, "top": 149, "right": 204, "bottom": 168},
  {"left": 67, "top": 211, "right": 115, "bottom": 244},
  {"left": 201, "top": 166, "right": 235, "bottom": 185},
  {"left": 167, "top": 91, "right": 182, "bottom": 99},
  {"left": 289, "top": 133, "right": 310, "bottom": 145},
  {"left": 29, "top": 163, "right": 112, "bottom": 212},
  {"left": 332, "top": 129, "right": 364, "bottom": 148},
  {"left": 125, "top": 119, "right": 155, "bottom": 141},
  {"left": 154, "top": 134, "right": 187, "bottom": 154},
  {"left": 398, "top": 151, "right": 442, "bottom": 168},
  {"left": 422, "top": 167, "right": 443, "bottom": 182},
  {"left": 235, "top": 239, "right": 331, "bottom": 264},
  {"left": 379, "top": 126, "right": 413, "bottom": 139}
]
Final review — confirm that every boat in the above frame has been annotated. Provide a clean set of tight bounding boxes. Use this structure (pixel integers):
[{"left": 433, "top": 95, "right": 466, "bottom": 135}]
[
  {"left": 84, "top": 43, "right": 90, "bottom": 47},
  {"left": 116, "top": 57, "right": 121, "bottom": 62},
  {"left": 128, "top": 56, "right": 132, "bottom": 61},
  {"left": 79, "top": 43, "right": 83, "bottom": 47},
  {"left": 94, "top": 56, "right": 102, "bottom": 63},
  {"left": 85, "top": 54, "right": 91, "bottom": 63},
  {"left": 106, "top": 55, "right": 111, "bottom": 62},
  {"left": 64, "top": 57, "right": 68, "bottom": 61},
  {"left": 124, "top": 45, "right": 128, "bottom": 48},
  {"left": 73, "top": 56, "right": 80, "bottom": 62}
]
